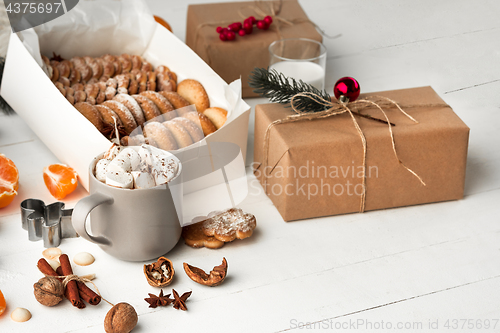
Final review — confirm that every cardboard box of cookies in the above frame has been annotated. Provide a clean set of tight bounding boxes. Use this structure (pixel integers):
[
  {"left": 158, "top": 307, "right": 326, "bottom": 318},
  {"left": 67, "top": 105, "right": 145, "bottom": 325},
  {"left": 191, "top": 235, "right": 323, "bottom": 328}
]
[{"left": 1, "top": 0, "right": 251, "bottom": 199}]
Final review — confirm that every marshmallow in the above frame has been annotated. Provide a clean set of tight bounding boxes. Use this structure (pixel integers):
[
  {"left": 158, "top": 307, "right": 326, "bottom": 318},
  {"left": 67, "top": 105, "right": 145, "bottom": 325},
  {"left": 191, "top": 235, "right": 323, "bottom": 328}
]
[
  {"left": 103, "top": 144, "right": 122, "bottom": 160},
  {"left": 137, "top": 144, "right": 154, "bottom": 173},
  {"left": 108, "top": 148, "right": 140, "bottom": 173},
  {"left": 131, "top": 171, "right": 156, "bottom": 189},
  {"left": 105, "top": 170, "right": 133, "bottom": 189},
  {"left": 151, "top": 154, "right": 178, "bottom": 185},
  {"left": 95, "top": 159, "right": 110, "bottom": 182}
]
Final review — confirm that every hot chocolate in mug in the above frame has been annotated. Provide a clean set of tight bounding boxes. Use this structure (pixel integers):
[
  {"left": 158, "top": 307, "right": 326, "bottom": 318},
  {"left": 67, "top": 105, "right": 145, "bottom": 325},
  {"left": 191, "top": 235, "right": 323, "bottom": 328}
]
[{"left": 72, "top": 146, "right": 182, "bottom": 261}]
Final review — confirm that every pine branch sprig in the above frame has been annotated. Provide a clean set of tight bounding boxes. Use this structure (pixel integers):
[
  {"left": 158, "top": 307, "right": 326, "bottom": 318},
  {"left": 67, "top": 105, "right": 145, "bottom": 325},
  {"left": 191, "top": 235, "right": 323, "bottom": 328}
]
[{"left": 248, "top": 67, "right": 332, "bottom": 113}]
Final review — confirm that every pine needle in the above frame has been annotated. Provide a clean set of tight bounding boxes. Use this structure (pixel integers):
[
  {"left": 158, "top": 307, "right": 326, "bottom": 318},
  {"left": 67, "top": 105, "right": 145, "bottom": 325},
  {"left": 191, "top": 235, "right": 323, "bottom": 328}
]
[{"left": 248, "top": 67, "right": 332, "bottom": 113}]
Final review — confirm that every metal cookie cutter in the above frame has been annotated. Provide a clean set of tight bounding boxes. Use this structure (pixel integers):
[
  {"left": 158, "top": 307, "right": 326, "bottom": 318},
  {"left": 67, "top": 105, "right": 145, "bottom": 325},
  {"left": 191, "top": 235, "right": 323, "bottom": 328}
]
[{"left": 20, "top": 199, "right": 79, "bottom": 248}]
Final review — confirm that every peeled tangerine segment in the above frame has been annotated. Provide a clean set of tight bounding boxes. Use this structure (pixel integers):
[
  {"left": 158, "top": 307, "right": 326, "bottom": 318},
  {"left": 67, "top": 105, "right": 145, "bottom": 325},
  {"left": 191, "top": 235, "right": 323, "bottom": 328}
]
[
  {"left": 43, "top": 164, "right": 78, "bottom": 200},
  {"left": 0, "top": 289, "right": 6, "bottom": 316},
  {"left": 0, "top": 153, "right": 19, "bottom": 209}
]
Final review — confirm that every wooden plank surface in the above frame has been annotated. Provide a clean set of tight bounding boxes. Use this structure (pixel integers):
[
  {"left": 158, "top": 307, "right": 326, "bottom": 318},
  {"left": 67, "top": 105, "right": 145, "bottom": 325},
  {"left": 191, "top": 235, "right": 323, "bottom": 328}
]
[{"left": 1, "top": 0, "right": 499, "bottom": 332}]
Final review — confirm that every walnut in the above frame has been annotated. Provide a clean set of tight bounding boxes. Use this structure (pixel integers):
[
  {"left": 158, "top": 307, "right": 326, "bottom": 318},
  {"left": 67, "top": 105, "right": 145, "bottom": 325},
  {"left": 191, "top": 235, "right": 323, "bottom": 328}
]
[
  {"left": 183, "top": 257, "right": 227, "bottom": 287},
  {"left": 143, "top": 257, "right": 174, "bottom": 287},
  {"left": 104, "top": 302, "right": 138, "bottom": 333},
  {"left": 33, "top": 276, "right": 64, "bottom": 306}
]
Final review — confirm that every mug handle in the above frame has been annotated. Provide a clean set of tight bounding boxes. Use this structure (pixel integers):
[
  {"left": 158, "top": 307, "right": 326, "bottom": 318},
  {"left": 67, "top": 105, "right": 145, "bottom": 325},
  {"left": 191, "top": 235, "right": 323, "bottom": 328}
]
[{"left": 72, "top": 192, "right": 113, "bottom": 246}]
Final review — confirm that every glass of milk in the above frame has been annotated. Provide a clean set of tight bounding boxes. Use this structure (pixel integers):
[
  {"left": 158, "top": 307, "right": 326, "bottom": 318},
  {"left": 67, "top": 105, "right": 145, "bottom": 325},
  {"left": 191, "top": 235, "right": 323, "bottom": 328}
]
[{"left": 269, "top": 38, "right": 327, "bottom": 91}]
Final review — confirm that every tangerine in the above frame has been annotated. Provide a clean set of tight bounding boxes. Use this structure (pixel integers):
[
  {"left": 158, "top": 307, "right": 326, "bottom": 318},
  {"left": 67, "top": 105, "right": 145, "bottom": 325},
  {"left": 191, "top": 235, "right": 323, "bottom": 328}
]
[
  {"left": 0, "top": 289, "right": 6, "bottom": 316},
  {"left": 0, "top": 154, "right": 19, "bottom": 209},
  {"left": 43, "top": 164, "right": 78, "bottom": 200},
  {"left": 154, "top": 15, "right": 172, "bottom": 32}
]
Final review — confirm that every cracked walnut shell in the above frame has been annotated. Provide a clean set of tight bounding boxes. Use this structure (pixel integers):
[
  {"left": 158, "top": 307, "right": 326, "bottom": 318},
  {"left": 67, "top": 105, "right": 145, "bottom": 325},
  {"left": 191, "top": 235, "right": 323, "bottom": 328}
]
[
  {"left": 183, "top": 257, "right": 227, "bottom": 287},
  {"left": 144, "top": 257, "right": 174, "bottom": 287}
]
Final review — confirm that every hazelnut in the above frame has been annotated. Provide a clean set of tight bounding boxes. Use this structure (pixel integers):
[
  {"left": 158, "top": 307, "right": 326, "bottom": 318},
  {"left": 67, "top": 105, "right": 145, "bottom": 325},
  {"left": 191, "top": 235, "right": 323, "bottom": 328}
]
[
  {"left": 33, "top": 276, "right": 64, "bottom": 306},
  {"left": 104, "top": 302, "right": 138, "bottom": 333}
]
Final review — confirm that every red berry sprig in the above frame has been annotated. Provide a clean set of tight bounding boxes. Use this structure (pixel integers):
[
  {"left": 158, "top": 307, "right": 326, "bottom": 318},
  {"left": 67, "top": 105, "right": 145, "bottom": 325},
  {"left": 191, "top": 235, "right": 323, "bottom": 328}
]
[{"left": 216, "top": 15, "right": 273, "bottom": 41}]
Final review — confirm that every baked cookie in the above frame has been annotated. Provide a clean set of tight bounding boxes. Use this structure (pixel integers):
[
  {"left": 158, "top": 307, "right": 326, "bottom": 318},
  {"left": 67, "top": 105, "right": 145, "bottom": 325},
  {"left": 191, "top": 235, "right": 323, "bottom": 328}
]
[
  {"left": 140, "top": 91, "right": 177, "bottom": 120},
  {"left": 74, "top": 102, "right": 104, "bottom": 132},
  {"left": 202, "top": 208, "right": 256, "bottom": 243},
  {"left": 102, "top": 100, "right": 138, "bottom": 134},
  {"left": 176, "top": 79, "right": 210, "bottom": 113},
  {"left": 163, "top": 120, "right": 193, "bottom": 148},
  {"left": 95, "top": 105, "right": 123, "bottom": 127},
  {"left": 171, "top": 117, "right": 204, "bottom": 142},
  {"left": 182, "top": 112, "right": 216, "bottom": 136},
  {"left": 159, "top": 91, "right": 191, "bottom": 115},
  {"left": 132, "top": 95, "right": 161, "bottom": 121},
  {"left": 203, "top": 107, "right": 227, "bottom": 129},
  {"left": 143, "top": 122, "right": 178, "bottom": 151},
  {"left": 113, "top": 93, "right": 146, "bottom": 126},
  {"left": 182, "top": 222, "right": 225, "bottom": 249}
]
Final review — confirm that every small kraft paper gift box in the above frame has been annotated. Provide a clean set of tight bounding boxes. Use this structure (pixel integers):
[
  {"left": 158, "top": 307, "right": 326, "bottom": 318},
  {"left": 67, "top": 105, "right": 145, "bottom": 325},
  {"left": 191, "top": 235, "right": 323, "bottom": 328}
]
[
  {"left": 186, "top": 0, "right": 322, "bottom": 98},
  {"left": 253, "top": 86, "right": 470, "bottom": 221}
]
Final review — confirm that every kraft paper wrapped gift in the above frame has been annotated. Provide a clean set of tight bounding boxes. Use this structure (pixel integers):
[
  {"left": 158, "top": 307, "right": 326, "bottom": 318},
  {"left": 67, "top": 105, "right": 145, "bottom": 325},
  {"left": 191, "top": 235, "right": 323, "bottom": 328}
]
[
  {"left": 186, "top": 0, "right": 322, "bottom": 98},
  {"left": 253, "top": 86, "right": 470, "bottom": 221}
]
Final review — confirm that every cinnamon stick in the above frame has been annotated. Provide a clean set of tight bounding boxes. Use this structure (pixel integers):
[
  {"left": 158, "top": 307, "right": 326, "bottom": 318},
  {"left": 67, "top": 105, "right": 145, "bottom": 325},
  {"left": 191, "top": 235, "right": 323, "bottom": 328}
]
[
  {"left": 59, "top": 254, "right": 85, "bottom": 309},
  {"left": 37, "top": 258, "right": 59, "bottom": 277},
  {"left": 56, "top": 266, "right": 101, "bottom": 305}
]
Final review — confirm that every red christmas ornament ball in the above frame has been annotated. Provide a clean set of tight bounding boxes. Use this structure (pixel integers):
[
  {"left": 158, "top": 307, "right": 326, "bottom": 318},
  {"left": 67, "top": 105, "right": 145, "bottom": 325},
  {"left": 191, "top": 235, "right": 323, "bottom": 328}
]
[
  {"left": 333, "top": 77, "right": 360, "bottom": 102},
  {"left": 256, "top": 20, "right": 266, "bottom": 30},
  {"left": 248, "top": 16, "right": 257, "bottom": 24},
  {"left": 264, "top": 15, "right": 273, "bottom": 25},
  {"left": 216, "top": 26, "right": 223, "bottom": 33},
  {"left": 219, "top": 33, "right": 227, "bottom": 41},
  {"left": 238, "top": 29, "right": 246, "bottom": 37}
]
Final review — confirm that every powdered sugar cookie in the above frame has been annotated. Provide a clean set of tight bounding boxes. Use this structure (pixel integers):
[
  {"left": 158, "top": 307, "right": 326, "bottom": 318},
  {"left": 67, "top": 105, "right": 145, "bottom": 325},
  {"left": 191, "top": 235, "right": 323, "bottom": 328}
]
[
  {"left": 102, "top": 100, "right": 138, "bottom": 134},
  {"left": 143, "top": 122, "right": 178, "bottom": 151},
  {"left": 113, "top": 94, "right": 146, "bottom": 126},
  {"left": 202, "top": 208, "right": 256, "bottom": 242},
  {"left": 132, "top": 95, "right": 161, "bottom": 121},
  {"left": 140, "top": 91, "right": 177, "bottom": 120},
  {"left": 182, "top": 222, "right": 225, "bottom": 249}
]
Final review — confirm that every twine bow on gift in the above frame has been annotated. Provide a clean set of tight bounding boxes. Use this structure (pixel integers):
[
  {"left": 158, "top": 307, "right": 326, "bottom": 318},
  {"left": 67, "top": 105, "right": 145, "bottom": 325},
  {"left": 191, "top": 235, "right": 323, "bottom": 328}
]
[{"left": 261, "top": 93, "right": 430, "bottom": 213}]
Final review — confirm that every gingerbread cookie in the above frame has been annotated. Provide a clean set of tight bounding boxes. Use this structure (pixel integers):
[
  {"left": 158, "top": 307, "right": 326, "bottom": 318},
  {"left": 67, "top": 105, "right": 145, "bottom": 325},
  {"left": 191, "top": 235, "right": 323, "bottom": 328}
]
[
  {"left": 182, "top": 112, "right": 216, "bottom": 136},
  {"left": 203, "top": 107, "right": 227, "bottom": 129},
  {"left": 102, "top": 100, "right": 137, "bottom": 134},
  {"left": 74, "top": 102, "right": 104, "bottom": 132},
  {"left": 202, "top": 208, "right": 256, "bottom": 242},
  {"left": 140, "top": 91, "right": 176, "bottom": 120},
  {"left": 176, "top": 79, "right": 210, "bottom": 113},
  {"left": 182, "top": 222, "right": 225, "bottom": 249}
]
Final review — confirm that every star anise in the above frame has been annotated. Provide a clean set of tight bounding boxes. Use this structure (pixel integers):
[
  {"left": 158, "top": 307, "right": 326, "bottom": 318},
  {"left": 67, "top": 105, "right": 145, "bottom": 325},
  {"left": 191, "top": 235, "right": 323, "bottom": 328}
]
[
  {"left": 101, "top": 122, "right": 128, "bottom": 141},
  {"left": 172, "top": 289, "right": 192, "bottom": 311},
  {"left": 50, "top": 52, "right": 64, "bottom": 62},
  {"left": 144, "top": 290, "right": 174, "bottom": 308}
]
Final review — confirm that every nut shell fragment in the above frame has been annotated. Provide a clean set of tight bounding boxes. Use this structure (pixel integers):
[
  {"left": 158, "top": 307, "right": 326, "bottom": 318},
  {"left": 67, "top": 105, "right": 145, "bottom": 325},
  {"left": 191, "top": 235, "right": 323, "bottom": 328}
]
[
  {"left": 143, "top": 257, "right": 174, "bottom": 287},
  {"left": 183, "top": 257, "right": 228, "bottom": 287}
]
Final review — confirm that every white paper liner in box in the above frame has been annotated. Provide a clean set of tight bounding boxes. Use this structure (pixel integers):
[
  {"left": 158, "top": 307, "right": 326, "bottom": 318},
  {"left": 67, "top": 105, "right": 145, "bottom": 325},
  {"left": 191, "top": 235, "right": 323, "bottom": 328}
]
[{"left": 1, "top": 0, "right": 251, "bottom": 226}]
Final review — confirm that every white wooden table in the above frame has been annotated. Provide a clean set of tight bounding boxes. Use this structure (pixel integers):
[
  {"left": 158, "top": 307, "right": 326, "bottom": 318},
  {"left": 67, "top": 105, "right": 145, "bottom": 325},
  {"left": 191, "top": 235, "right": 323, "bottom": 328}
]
[{"left": 1, "top": 0, "right": 500, "bottom": 332}]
